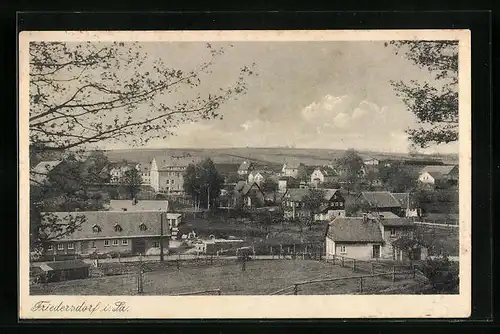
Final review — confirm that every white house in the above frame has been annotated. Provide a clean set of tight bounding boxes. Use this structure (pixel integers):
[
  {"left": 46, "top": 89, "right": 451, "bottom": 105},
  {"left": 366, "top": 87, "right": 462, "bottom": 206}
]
[
  {"left": 150, "top": 156, "right": 201, "bottom": 193},
  {"left": 363, "top": 158, "right": 380, "bottom": 166},
  {"left": 281, "top": 161, "right": 305, "bottom": 179},
  {"left": 418, "top": 165, "right": 457, "bottom": 185},
  {"left": 325, "top": 215, "right": 428, "bottom": 262},
  {"left": 109, "top": 162, "right": 137, "bottom": 184},
  {"left": 310, "top": 167, "right": 337, "bottom": 186},
  {"left": 248, "top": 171, "right": 266, "bottom": 184}
]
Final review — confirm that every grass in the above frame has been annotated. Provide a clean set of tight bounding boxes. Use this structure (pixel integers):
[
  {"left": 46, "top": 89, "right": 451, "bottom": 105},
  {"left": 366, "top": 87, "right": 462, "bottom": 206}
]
[{"left": 30, "top": 260, "right": 421, "bottom": 296}]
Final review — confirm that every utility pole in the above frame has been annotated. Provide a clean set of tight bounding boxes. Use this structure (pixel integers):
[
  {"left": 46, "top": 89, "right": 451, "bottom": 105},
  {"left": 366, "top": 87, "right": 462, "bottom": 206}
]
[{"left": 160, "top": 201, "right": 169, "bottom": 262}]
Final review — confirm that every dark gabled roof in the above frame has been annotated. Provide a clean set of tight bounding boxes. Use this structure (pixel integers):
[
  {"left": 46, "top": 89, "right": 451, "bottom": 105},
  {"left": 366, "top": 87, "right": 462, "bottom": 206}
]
[
  {"left": 326, "top": 217, "right": 384, "bottom": 243},
  {"left": 282, "top": 188, "right": 309, "bottom": 201},
  {"left": 41, "top": 260, "right": 90, "bottom": 271},
  {"left": 41, "top": 211, "right": 168, "bottom": 240},
  {"left": 153, "top": 156, "right": 201, "bottom": 170},
  {"left": 371, "top": 211, "right": 400, "bottom": 219},
  {"left": 360, "top": 191, "right": 401, "bottom": 209},
  {"left": 241, "top": 183, "right": 263, "bottom": 196},
  {"left": 391, "top": 193, "right": 410, "bottom": 209},
  {"left": 420, "top": 165, "right": 456, "bottom": 176},
  {"left": 378, "top": 217, "right": 416, "bottom": 227},
  {"left": 283, "top": 161, "right": 304, "bottom": 169}
]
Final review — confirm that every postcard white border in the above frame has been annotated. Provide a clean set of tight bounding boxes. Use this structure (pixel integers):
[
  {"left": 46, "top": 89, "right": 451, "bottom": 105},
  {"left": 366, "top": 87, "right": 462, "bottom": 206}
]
[{"left": 19, "top": 29, "right": 471, "bottom": 319}]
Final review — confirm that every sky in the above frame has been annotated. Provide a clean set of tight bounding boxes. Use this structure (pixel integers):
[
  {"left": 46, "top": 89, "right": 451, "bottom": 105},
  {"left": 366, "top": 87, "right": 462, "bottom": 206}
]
[{"left": 95, "top": 41, "right": 458, "bottom": 154}]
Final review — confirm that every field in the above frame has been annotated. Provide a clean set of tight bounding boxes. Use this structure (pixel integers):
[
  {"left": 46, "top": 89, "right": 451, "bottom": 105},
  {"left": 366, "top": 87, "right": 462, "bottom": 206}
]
[
  {"left": 103, "top": 147, "right": 458, "bottom": 166},
  {"left": 30, "top": 260, "right": 423, "bottom": 296},
  {"left": 416, "top": 224, "right": 459, "bottom": 256}
]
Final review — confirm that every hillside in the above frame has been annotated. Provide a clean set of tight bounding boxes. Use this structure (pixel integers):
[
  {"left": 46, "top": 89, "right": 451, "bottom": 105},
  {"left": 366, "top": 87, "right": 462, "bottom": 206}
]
[{"left": 103, "top": 147, "right": 458, "bottom": 167}]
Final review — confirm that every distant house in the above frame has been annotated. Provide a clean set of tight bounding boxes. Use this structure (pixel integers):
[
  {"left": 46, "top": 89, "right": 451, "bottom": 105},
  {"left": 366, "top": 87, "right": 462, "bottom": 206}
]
[
  {"left": 109, "top": 161, "right": 138, "bottom": 184},
  {"left": 247, "top": 171, "right": 266, "bottom": 185},
  {"left": 233, "top": 182, "right": 265, "bottom": 208},
  {"left": 310, "top": 167, "right": 337, "bottom": 186},
  {"left": 363, "top": 158, "right": 380, "bottom": 166},
  {"left": 30, "top": 160, "right": 63, "bottom": 185},
  {"left": 108, "top": 199, "right": 182, "bottom": 229},
  {"left": 150, "top": 156, "right": 202, "bottom": 193},
  {"left": 135, "top": 161, "right": 152, "bottom": 186},
  {"left": 418, "top": 165, "right": 458, "bottom": 186},
  {"left": 392, "top": 193, "right": 420, "bottom": 218},
  {"left": 281, "top": 161, "right": 306, "bottom": 179},
  {"left": 31, "top": 260, "right": 90, "bottom": 283},
  {"left": 237, "top": 161, "right": 254, "bottom": 176},
  {"left": 278, "top": 176, "right": 298, "bottom": 193},
  {"left": 355, "top": 191, "right": 404, "bottom": 217},
  {"left": 40, "top": 211, "right": 171, "bottom": 257},
  {"left": 325, "top": 214, "right": 427, "bottom": 261},
  {"left": 281, "top": 188, "right": 345, "bottom": 220}
]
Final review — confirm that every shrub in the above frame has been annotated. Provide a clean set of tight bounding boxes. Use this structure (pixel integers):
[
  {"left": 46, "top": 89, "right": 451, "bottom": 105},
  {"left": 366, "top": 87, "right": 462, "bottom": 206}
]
[{"left": 421, "top": 256, "right": 459, "bottom": 294}]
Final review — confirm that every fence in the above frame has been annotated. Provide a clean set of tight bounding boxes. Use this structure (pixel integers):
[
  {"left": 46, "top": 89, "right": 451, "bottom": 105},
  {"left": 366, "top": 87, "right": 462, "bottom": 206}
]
[
  {"left": 270, "top": 268, "right": 417, "bottom": 295},
  {"left": 325, "top": 255, "right": 414, "bottom": 276}
]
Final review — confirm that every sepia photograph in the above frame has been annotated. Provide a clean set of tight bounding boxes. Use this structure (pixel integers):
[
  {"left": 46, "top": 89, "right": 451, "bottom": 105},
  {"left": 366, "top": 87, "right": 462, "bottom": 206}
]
[{"left": 18, "top": 30, "right": 471, "bottom": 319}]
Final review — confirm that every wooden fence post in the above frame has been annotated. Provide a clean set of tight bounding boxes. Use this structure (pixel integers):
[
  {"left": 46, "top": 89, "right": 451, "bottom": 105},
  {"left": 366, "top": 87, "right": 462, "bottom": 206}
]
[
  {"left": 359, "top": 277, "right": 363, "bottom": 294},
  {"left": 341, "top": 256, "right": 344, "bottom": 267},
  {"left": 352, "top": 259, "right": 356, "bottom": 272},
  {"left": 392, "top": 266, "right": 396, "bottom": 282},
  {"left": 210, "top": 254, "right": 214, "bottom": 265},
  {"left": 271, "top": 246, "right": 273, "bottom": 259},
  {"left": 371, "top": 262, "right": 374, "bottom": 275},
  {"left": 294, "top": 284, "right": 298, "bottom": 295}
]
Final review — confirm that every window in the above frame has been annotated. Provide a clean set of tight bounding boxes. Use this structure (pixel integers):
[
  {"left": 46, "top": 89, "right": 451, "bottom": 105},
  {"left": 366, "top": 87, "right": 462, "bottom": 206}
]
[
  {"left": 47, "top": 244, "right": 53, "bottom": 251},
  {"left": 104, "top": 240, "right": 110, "bottom": 247},
  {"left": 114, "top": 224, "right": 123, "bottom": 232},
  {"left": 67, "top": 243, "right": 74, "bottom": 250},
  {"left": 122, "top": 239, "right": 129, "bottom": 245},
  {"left": 153, "top": 241, "right": 160, "bottom": 248},
  {"left": 112, "top": 239, "right": 119, "bottom": 246},
  {"left": 390, "top": 228, "right": 396, "bottom": 237},
  {"left": 171, "top": 179, "right": 175, "bottom": 184},
  {"left": 57, "top": 244, "right": 64, "bottom": 250},
  {"left": 139, "top": 223, "right": 147, "bottom": 231},
  {"left": 166, "top": 180, "right": 170, "bottom": 184},
  {"left": 339, "top": 202, "right": 343, "bottom": 207},
  {"left": 92, "top": 225, "right": 101, "bottom": 233},
  {"left": 340, "top": 245, "right": 347, "bottom": 254}
]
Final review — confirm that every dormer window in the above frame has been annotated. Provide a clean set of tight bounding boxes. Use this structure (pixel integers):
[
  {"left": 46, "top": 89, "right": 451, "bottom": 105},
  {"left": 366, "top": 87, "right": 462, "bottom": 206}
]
[
  {"left": 114, "top": 224, "right": 123, "bottom": 232},
  {"left": 92, "top": 225, "right": 101, "bottom": 233},
  {"left": 139, "top": 223, "right": 147, "bottom": 231}
]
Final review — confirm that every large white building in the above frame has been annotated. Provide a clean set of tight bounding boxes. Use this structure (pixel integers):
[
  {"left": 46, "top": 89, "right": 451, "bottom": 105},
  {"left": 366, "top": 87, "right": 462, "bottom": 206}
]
[{"left": 150, "top": 156, "right": 201, "bottom": 194}]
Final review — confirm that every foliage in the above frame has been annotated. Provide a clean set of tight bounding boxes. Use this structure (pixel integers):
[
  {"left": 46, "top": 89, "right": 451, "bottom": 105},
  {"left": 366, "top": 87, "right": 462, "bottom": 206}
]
[
  {"left": 378, "top": 162, "right": 417, "bottom": 192},
  {"left": 421, "top": 256, "right": 459, "bottom": 294},
  {"left": 120, "top": 167, "right": 143, "bottom": 199},
  {"left": 29, "top": 42, "right": 255, "bottom": 153},
  {"left": 183, "top": 158, "right": 225, "bottom": 209},
  {"left": 302, "top": 188, "right": 325, "bottom": 219},
  {"left": 335, "top": 149, "right": 364, "bottom": 193},
  {"left": 386, "top": 41, "right": 458, "bottom": 148},
  {"left": 344, "top": 201, "right": 371, "bottom": 217},
  {"left": 260, "top": 178, "right": 278, "bottom": 193}
]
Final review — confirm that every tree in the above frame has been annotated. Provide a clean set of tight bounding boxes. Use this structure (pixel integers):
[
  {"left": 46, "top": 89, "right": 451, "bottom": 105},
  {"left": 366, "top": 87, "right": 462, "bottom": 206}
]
[
  {"left": 335, "top": 149, "right": 364, "bottom": 193},
  {"left": 29, "top": 41, "right": 255, "bottom": 249},
  {"left": 386, "top": 41, "right": 458, "bottom": 148},
  {"left": 364, "top": 169, "right": 380, "bottom": 191},
  {"left": 183, "top": 158, "right": 225, "bottom": 209},
  {"left": 421, "top": 256, "right": 459, "bottom": 294},
  {"left": 120, "top": 167, "right": 143, "bottom": 199},
  {"left": 260, "top": 178, "right": 278, "bottom": 193},
  {"left": 378, "top": 163, "right": 417, "bottom": 193},
  {"left": 302, "top": 188, "right": 325, "bottom": 227}
]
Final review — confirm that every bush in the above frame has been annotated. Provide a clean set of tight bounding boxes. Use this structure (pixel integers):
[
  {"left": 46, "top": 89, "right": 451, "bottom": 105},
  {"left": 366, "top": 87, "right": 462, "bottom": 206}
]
[{"left": 421, "top": 256, "right": 459, "bottom": 294}]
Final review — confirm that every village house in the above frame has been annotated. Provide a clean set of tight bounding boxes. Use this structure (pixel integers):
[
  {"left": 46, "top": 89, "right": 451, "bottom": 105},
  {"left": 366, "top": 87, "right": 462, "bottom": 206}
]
[
  {"left": 354, "top": 191, "right": 406, "bottom": 217},
  {"left": 278, "top": 176, "right": 298, "bottom": 193},
  {"left": 135, "top": 161, "right": 152, "bottom": 185},
  {"left": 109, "top": 161, "right": 138, "bottom": 184},
  {"left": 363, "top": 157, "right": 380, "bottom": 166},
  {"left": 237, "top": 161, "right": 254, "bottom": 176},
  {"left": 325, "top": 214, "right": 427, "bottom": 262},
  {"left": 281, "top": 161, "right": 306, "bottom": 179},
  {"left": 247, "top": 170, "right": 266, "bottom": 184},
  {"left": 281, "top": 188, "right": 345, "bottom": 220},
  {"left": 232, "top": 181, "right": 265, "bottom": 208},
  {"left": 418, "top": 165, "right": 458, "bottom": 187},
  {"left": 108, "top": 199, "right": 183, "bottom": 231},
  {"left": 391, "top": 193, "right": 420, "bottom": 218},
  {"left": 310, "top": 167, "right": 338, "bottom": 187},
  {"left": 40, "top": 211, "right": 171, "bottom": 257},
  {"left": 150, "top": 156, "right": 202, "bottom": 194}
]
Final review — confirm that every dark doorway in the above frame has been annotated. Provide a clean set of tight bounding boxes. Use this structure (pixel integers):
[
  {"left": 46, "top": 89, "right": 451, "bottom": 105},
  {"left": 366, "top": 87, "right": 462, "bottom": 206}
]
[
  {"left": 372, "top": 244, "right": 381, "bottom": 259},
  {"left": 132, "top": 239, "right": 146, "bottom": 255}
]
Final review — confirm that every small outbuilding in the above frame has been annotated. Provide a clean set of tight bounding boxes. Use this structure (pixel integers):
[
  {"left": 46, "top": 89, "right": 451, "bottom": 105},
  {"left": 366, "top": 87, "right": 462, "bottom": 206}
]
[{"left": 32, "top": 260, "right": 90, "bottom": 283}]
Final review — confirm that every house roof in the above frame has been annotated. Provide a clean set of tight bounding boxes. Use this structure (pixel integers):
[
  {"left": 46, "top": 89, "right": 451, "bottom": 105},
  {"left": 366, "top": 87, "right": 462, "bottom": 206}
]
[
  {"left": 38, "top": 260, "right": 90, "bottom": 271},
  {"left": 371, "top": 211, "right": 400, "bottom": 219},
  {"left": 426, "top": 171, "right": 446, "bottom": 180},
  {"left": 360, "top": 191, "right": 401, "bottom": 209},
  {"left": 241, "top": 183, "right": 262, "bottom": 196},
  {"left": 378, "top": 217, "right": 415, "bottom": 227},
  {"left": 391, "top": 193, "right": 411, "bottom": 209},
  {"left": 153, "top": 156, "right": 202, "bottom": 170},
  {"left": 326, "top": 217, "right": 384, "bottom": 243},
  {"left": 322, "top": 189, "right": 341, "bottom": 201},
  {"left": 283, "top": 161, "right": 303, "bottom": 169},
  {"left": 135, "top": 162, "right": 151, "bottom": 173},
  {"left": 282, "top": 188, "right": 309, "bottom": 201},
  {"left": 109, "top": 200, "right": 169, "bottom": 211},
  {"left": 30, "top": 160, "right": 62, "bottom": 184},
  {"left": 420, "top": 165, "right": 456, "bottom": 176},
  {"left": 41, "top": 211, "right": 169, "bottom": 241},
  {"left": 238, "top": 161, "right": 252, "bottom": 172}
]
